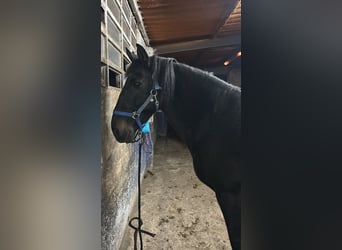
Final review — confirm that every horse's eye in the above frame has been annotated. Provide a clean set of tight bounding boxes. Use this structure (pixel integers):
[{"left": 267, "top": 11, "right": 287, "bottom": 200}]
[{"left": 134, "top": 81, "right": 142, "bottom": 87}]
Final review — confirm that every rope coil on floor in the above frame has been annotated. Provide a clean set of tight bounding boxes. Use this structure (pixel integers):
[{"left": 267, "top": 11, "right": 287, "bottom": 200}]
[{"left": 128, "top": 139, "right": 155, "bottom": 250}]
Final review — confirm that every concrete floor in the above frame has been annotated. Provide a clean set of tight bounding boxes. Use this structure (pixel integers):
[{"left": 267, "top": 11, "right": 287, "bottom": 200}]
[{"left": 120, "top": 136, "right": 231, "bottom": 250}]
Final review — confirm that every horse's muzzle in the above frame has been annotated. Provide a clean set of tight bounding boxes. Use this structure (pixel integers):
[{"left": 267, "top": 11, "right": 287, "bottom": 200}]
[{"left": 111, "top": 117, "right": 136, "bottom": 143}]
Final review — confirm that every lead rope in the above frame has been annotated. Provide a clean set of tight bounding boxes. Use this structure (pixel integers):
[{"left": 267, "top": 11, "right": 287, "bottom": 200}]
[{"left": 128, "top": 135, "right": 156, "bottom": 250}]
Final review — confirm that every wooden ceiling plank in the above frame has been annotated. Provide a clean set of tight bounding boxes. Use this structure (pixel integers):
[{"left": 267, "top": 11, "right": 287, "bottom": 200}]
[
  {"left": 212, "top": 0, "right": 240, "bottom": 38},
  {"left": 155, "top": 35, "right": 241, "bottom": 54}
]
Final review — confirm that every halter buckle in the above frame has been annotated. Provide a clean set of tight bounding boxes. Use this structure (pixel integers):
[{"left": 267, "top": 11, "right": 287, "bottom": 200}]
[
  {"left": 132, "top": 112, "right": 140, "bottom": 120},
  {"left": 150, "top": 89, "right": 157, "bottom": 96}
]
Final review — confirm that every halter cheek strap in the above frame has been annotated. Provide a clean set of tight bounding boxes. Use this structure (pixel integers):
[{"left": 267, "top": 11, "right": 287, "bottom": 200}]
[{"left": 113, "top": 82, "right": 161, "bottom": 132}]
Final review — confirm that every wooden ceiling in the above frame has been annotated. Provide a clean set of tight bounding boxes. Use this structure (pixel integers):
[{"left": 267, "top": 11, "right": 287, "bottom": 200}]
[{"left": 137, "top": 0, "right": 241, "bottom": 71}]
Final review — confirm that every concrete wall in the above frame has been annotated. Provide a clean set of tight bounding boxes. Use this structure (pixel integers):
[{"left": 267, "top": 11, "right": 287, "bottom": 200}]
[
  {"left": 100, "top": 0, "right": 156, "bottom": 248},
  {"left": 101, "top": 87, "right": 155, "bottom": 250}
]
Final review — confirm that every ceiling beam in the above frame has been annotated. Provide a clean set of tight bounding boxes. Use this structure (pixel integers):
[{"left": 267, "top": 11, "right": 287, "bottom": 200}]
[
  {"left": 155, "top": 34, "right": 241, "bottom": 54},
  {"left": 212, "top": 0, "right": 240, "bottom": 38}
]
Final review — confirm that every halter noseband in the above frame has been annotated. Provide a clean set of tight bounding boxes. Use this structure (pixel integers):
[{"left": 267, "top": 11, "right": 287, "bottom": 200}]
[{"left": 113, "top": 82, "right": 161, "bottom": 132}]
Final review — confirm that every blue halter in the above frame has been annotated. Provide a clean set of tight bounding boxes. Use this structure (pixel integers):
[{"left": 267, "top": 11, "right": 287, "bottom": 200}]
[{"left": 113, "top": 82, "right": 162, "bottom": 132}]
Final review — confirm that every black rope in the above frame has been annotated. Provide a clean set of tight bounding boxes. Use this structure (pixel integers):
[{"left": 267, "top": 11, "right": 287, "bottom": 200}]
[{"left": 128, "top": 138, "right": 155, "bottom": 250}]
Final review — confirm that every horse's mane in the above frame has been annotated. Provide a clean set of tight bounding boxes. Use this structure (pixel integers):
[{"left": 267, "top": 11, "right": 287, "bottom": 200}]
[
  {"left": 148, "top": 55, "right": 176, "bottom": 108},
  {"left": 148, "top": 55, "right": 240, "bottom": 109}
]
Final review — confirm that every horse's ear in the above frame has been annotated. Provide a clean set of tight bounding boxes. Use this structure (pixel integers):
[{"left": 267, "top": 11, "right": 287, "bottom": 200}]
[
  {"left": 136, "top": 44, "right": 149, "bottom": 64},
  {"left": 126, "top": 47, "right": 136, "bottom": 62}
]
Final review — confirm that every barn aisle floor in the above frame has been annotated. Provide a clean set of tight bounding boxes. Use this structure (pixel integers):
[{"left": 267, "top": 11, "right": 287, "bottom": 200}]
[{"left": 120, "top": 136, "right": 231, "bottom": 250}]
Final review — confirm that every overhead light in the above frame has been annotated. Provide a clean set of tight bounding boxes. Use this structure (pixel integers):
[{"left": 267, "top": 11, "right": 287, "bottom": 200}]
[
  {"left": 223, "top": 60, "right": 230, "bottom": 66},
  {"left": 237, "top": 51, "right": 242, "bottom": 57}
]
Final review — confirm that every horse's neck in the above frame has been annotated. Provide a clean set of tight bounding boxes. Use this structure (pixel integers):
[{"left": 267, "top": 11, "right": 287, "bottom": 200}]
[{"left": 162, "top": 63, "right": 212, "bottom": 146}]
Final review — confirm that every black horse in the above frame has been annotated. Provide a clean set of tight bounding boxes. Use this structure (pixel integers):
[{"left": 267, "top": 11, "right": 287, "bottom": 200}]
[{"left": 111, "top": 44, "right": 241, "bottom": 250}]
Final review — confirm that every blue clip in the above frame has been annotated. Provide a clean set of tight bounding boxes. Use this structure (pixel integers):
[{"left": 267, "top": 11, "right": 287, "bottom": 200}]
[{"left": 141, "top": 122, "right": 150, "bottom": 134}]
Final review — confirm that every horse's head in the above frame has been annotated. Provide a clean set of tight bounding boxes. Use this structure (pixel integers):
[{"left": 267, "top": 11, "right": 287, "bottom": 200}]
[{"left": 111, "top": 44, "right": 159, "bottom": 143}]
